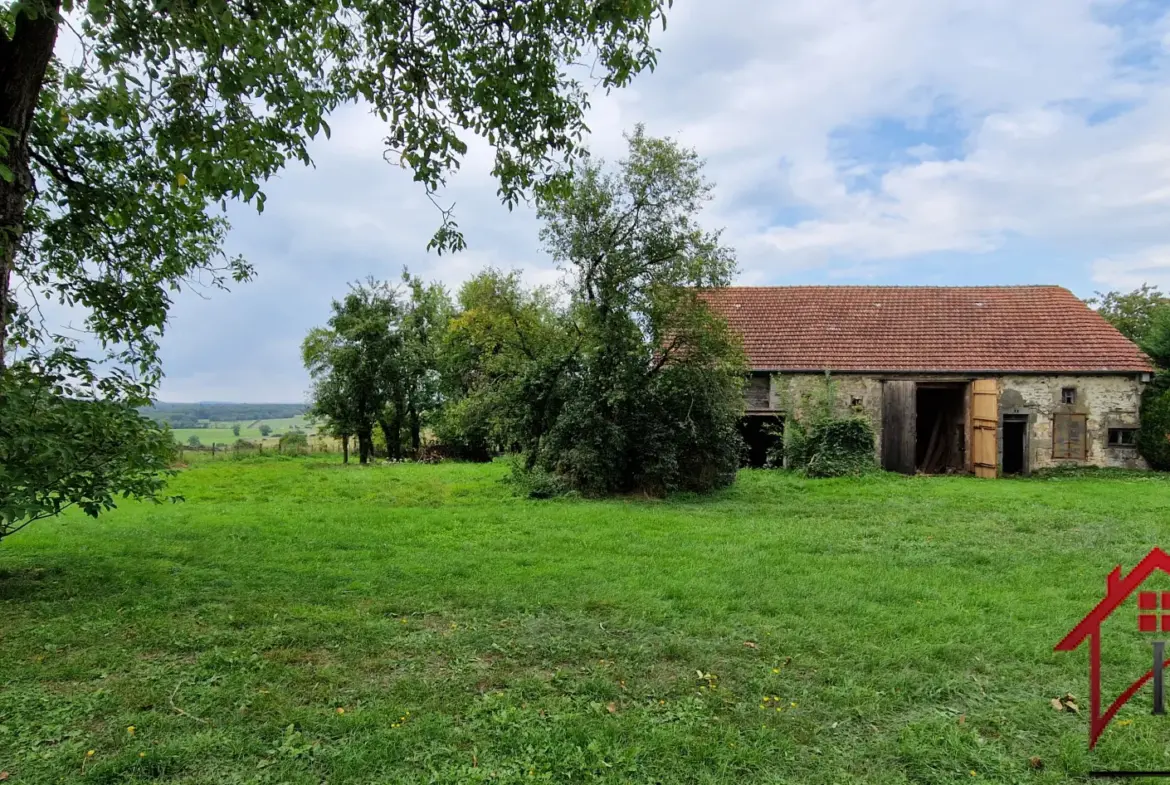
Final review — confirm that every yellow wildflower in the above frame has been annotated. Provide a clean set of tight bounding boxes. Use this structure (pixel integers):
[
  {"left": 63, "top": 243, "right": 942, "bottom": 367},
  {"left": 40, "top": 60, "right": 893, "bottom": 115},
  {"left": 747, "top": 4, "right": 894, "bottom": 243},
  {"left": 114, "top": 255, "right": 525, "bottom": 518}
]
[{"left": 127, "top": 726, "right": 136, "bottom": 735}]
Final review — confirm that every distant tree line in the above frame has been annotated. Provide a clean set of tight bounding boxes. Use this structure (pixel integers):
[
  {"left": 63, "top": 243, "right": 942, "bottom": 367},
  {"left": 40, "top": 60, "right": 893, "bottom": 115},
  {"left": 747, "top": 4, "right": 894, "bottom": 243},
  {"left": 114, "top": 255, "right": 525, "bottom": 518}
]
[
  {"left": 1089, "top": 285, "right": 1170, "bottom": 469},
  {"left": 305, "top": 129, "right": 747, "bottom": 495},
  {"left": 138, "top": 403, "right": 307, "bottom": 430}
]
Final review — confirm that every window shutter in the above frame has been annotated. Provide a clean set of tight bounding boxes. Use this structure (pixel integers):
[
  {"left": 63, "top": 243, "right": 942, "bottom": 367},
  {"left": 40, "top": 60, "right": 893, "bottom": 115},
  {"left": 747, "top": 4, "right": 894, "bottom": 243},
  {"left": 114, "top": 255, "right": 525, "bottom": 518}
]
[
  {"left": 746, "top": 376, "right": 770, "bottom": 410},
  {"left": 1053, "top": 413, "right": 1087, "bottom": 460}
]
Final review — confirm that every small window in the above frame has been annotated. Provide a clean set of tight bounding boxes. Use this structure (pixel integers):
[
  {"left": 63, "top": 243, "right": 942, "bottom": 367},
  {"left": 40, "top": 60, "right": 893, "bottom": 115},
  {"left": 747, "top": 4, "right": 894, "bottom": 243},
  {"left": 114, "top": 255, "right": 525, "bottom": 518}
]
[
  {"left": 1108, "top": 427, "right": 1138, "bottom": 448},
  {"left": 850, "top": 396, "right": 863, "bottom": 408},
  {"left": 1061, "top": 387, "right": 1077, "bottom": 405}
]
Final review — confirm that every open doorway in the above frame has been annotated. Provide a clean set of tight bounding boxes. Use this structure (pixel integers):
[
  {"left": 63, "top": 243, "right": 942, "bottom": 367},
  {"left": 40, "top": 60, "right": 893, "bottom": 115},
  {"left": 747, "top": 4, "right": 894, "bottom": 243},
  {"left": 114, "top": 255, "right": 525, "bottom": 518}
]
[
  {"left": 740, "top": 415, "right": 782, "bottom": 468},
  {"left": 915, "top": 384, "right": 967, "bottom": 473},
  {"left": 1001, "top": 415, "right": 1028, "bottom": 475}
]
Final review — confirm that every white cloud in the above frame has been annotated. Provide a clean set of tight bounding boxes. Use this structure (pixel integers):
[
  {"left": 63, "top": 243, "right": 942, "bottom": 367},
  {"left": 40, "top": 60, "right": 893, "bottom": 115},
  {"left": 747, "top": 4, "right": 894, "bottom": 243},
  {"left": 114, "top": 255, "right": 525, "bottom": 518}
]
[
  {"left": 146, "top": 0, "right": 1170, "bottom": 400},
  {"left": 1092, "top": 245, "right": 1170, "bottom": 289}
]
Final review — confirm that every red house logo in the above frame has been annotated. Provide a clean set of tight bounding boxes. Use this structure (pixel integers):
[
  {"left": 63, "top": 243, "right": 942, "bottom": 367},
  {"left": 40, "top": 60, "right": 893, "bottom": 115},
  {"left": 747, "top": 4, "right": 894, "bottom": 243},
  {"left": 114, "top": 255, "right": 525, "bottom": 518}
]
[{"left": 1056, "top": 547, "right": 1170, "bottom": 749}]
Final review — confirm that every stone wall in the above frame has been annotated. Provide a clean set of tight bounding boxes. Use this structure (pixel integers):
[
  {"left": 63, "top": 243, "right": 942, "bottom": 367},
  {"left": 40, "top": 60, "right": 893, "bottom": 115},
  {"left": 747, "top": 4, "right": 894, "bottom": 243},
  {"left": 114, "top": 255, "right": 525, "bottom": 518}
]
[
  {"left": 746, "top": 371, "right": 1147, "bottom": 472},
  {"left": 760, "top": 373, "right": 885, "bottom": 458},
  {"left": 999, "top": 374, "right": 1146, "bottom": 470}
]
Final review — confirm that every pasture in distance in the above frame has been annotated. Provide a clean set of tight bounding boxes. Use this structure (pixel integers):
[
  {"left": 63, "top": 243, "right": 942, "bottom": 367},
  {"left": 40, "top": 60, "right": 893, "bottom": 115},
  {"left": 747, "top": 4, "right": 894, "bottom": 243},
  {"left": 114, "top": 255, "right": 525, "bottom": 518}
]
[{"left": 2, "top": 459, "right": 1170, "bottom": 783}]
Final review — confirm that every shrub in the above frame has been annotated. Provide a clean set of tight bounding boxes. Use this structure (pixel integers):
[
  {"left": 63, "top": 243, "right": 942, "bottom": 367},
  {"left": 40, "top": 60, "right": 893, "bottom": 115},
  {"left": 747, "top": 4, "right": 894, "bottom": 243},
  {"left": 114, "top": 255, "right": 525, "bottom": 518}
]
[
  {"left": 1139, "top": 375, "right": 1170, "bottom": 471},
  {"left": 800, "top": 417, "right": 877, "bottom": 478},
  {"left": 505, "top": 461, "right": 574, "bottom": 499},
  {"left": 186, "top": 435, "right": 202, "bottom": 448},
  {"left": 279, "top": 431, "right": 309, "bottom": 454},
  {"left": 431, "top": 397, "right": 494, "bottom": 462},
  {"left": 772, "top": 374, "right": 877, "bottom": 477}
]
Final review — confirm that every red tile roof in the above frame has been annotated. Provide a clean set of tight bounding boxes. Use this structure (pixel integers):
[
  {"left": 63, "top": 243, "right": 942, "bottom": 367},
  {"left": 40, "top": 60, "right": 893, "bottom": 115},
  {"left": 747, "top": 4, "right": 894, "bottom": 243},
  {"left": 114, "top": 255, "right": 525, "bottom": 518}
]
[{"left": 700, "top": 286, "right": 1153, "bottom": 374}]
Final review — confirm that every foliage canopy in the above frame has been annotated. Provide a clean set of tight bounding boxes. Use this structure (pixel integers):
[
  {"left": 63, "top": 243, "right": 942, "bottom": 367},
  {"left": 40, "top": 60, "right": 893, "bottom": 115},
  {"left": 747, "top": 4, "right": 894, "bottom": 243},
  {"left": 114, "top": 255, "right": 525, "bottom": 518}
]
[{"left": 0, "top": 0, "right": 669, "bottom": 536}]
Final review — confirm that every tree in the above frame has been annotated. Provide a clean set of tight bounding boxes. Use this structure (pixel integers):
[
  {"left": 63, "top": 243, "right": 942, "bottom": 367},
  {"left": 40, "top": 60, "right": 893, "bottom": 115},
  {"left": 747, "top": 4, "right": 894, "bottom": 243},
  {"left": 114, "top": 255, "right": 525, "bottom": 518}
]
[
  {"left": 533, "top": 127, "right": 745, "bottom": 495},
  {"left": 1139, "top": 375, "right": 1170, "bottom": 471},
  {"left": 231, "top": 424, "right": 240, "bottom": 437},
  {"left": 1, "top": 364, "right": 174, "bottom": 543},
  {"left": 186, "top": 434, "right": 201, "bottom": 448},
  {"left": 303, "top": 280, "right": 402, "bottom": 464},
  {"left": 258, "top": 424, "right": 272, "bottom": 438},
  {"left": 308, "top": 373, "right": 359, "bottom": 464},
  {"left": 438, "top": 269, "right": 575, "bottom": 461},
  {"left": 0, "top": 0, "right": 669, "bottom": 538},
  {"left": 1142, "top": 307, "right": 1170, "bottom": 371},
  {"left": 1088, "top": 285, "right": 1170, "bottom": 345},
  {"left": 442, "top": 129, "right": 746, "bottom": 495},
  {"left": 398, "top": 272, "right": 453, "bottom": 455}
]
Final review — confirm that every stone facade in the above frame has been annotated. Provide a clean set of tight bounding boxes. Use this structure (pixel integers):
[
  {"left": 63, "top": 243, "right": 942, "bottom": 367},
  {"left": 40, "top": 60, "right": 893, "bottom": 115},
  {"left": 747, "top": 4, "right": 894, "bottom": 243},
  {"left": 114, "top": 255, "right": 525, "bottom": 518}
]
[
  {"left": 998, "top": 374, "right": 1146, "bottom": 470},
  {"left": 746, "top": 371, "right": 1148, "bottom": 473}
]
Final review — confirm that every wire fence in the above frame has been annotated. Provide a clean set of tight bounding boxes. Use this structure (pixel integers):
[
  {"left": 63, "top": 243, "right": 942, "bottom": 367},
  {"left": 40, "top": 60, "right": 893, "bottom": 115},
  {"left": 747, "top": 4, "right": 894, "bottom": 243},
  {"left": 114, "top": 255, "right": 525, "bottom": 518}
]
[{"left": 177, "top": 436, "right": 342, "bottom": 462}]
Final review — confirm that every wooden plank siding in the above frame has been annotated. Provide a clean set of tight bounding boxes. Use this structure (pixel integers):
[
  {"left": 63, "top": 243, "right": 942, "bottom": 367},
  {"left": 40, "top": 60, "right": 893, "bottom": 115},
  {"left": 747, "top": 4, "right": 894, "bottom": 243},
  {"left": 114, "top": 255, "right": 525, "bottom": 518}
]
[
  {"left": 881, "top": 380, "right": 916, "bottom": 474},
  {"left": 971, "top": 379, "right": 998, "bottom": 478}
]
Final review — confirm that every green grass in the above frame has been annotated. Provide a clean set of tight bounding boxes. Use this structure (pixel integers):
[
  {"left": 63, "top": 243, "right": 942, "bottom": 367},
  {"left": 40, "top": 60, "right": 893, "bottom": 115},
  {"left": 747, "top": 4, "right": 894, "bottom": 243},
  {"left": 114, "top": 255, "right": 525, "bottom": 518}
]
[
  {"left": 171, "top": 417, "right": 316, "bottom": 445},
  {"left": 3, "top": 461, "right": 1170, "bottom": 783}
]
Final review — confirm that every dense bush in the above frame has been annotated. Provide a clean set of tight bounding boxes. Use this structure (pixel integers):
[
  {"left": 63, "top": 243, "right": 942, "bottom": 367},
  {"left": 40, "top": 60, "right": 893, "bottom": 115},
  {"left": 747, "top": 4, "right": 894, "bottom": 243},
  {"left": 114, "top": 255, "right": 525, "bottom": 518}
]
[
  {"left": 279, "top": 431, "right": 310, "bottom": 454},
  {"left": 770, "top": 375, "right": 877, "bottom": 478},
  {"left": 783, "top": 416, "right": 877, "bottom": 478},
  {"left": 431, "top": 397, "right": 493, "bottom": 462},
  {"left": 1139, "top": 375, "right": 1170, "bottom": 471}
]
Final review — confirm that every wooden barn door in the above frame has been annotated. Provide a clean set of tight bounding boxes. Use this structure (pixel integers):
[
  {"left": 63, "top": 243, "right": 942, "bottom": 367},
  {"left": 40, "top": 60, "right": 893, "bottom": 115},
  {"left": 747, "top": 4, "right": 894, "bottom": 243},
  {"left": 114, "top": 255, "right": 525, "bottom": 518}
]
[
  {"left": 971, "top": 379, "right": 998, "bottom": 478},
  {"left": 881, "top": 380, "right": 916, "bottom": 474}
]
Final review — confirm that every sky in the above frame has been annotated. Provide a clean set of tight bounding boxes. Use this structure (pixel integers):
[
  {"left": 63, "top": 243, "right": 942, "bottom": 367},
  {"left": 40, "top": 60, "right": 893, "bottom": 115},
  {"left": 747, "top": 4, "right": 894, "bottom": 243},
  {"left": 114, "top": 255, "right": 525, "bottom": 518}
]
[{"left": 152, "top": 0, "right": 1170, "bottom": 403}]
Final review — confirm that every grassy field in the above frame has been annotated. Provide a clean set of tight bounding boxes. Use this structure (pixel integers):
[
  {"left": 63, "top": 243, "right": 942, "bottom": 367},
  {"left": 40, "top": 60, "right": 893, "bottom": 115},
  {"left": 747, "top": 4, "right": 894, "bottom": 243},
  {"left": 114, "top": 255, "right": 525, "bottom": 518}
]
[
  {"left": 3, "top": 461, "right": 1170, "bottom": 783},
  {"left": 171, "top": 416, "right": 316, "bottom": 445}
]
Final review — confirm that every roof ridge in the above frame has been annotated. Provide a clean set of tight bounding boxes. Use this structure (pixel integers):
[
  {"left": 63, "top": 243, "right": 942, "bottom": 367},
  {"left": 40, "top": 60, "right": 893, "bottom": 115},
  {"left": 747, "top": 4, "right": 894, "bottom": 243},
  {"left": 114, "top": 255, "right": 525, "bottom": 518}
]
[{"left": 711, "top": 284, "right": 1068, "bottom": 290}]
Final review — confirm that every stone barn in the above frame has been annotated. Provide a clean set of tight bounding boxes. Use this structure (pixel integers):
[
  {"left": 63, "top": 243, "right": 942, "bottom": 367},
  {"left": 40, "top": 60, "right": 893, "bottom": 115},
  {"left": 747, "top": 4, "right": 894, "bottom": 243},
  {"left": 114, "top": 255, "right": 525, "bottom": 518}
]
[{"left": 702, "top": 286, "right": 1155, "bottom": 476}]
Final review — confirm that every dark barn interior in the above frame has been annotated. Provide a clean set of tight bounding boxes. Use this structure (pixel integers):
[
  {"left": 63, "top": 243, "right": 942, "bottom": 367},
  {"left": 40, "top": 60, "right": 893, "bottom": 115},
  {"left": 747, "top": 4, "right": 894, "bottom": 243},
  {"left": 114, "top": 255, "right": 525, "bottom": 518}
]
[
  {"left": 915, "top": 385, "right": 967, "bottom": 473},
  {"left": 1001, "top": 414, "right": 1028, "bottom": 474},
  {"left": 740, "top": 415, "right": 782, "bottom": 468}
]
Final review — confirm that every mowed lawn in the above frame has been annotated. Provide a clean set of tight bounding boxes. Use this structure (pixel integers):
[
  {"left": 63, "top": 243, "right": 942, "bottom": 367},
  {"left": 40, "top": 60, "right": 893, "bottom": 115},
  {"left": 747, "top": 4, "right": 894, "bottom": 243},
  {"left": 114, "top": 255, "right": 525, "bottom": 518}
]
[{"left": 3, "top": 461, "right": 1170, "bottom": 783}]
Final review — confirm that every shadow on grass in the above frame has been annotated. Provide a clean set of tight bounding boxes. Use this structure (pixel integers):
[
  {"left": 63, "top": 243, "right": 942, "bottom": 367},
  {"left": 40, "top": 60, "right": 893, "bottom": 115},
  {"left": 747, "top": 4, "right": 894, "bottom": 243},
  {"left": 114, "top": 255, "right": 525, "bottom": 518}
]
[{"left": 0, "top": 557, "right": 141, "bottom": 602}]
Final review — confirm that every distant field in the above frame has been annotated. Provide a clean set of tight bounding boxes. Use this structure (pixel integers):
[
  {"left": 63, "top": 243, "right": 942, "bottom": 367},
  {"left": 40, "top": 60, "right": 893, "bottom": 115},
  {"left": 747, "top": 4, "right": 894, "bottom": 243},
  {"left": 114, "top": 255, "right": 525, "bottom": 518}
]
[{"left": 170, "top": 415, "right": 316, "bottom": 445}]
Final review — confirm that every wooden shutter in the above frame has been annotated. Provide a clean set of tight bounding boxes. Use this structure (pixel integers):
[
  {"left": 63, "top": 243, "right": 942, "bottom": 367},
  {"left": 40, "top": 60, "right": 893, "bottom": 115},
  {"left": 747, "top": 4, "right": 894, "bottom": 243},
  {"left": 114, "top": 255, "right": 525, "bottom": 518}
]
[
  {"left": 745, "top": 375, "right": 770, "bottom": 411},
  {"left": 971, "top": 379, "right": 998, "bottom": 478},
  {"left": 1052, "top": 413, "right": 1087, "bottom": 460},
  {"left": 881, "top": 380, "right": 916, "bottom": 474}
]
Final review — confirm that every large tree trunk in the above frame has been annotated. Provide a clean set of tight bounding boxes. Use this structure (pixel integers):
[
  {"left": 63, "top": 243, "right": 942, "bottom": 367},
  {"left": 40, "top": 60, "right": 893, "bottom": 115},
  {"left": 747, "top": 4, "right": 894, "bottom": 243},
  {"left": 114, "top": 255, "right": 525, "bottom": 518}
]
[
  {"left": 341, "top": 434, "right": 349, "bottom": 464},
  {"left": 408, "top": 400, "right": 420, "bottom": 455},
  {"left": 357, "top": 427, "right": 373, "bottom": 464},
  {"left": 0, "top": 3, "right": 60, "bottom": 371},
  {"left": 378, "top": 415, "right": 401, "bottom": 460}
]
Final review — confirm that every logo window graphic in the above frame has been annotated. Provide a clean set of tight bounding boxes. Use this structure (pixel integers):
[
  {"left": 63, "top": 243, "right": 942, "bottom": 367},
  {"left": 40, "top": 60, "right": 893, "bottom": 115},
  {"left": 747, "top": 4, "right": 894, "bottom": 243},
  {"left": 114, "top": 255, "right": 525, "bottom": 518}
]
[{"left": 1056, "top": 547, "right": 1170, "bottom": 752}]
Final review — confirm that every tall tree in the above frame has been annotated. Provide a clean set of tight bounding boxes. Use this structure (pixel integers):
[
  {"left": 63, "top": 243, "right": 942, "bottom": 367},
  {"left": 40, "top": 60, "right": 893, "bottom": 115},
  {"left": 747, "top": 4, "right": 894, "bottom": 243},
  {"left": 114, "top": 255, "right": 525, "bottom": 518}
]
[
  {"left": 0, "top": 0, "right": 669, "bottom": 535},
  {"left": 438, "top": 269, "right": 576, "bottom": 462},
  {"left": 399, "top": 271, "right": 453, "bottom": 455},
  {"left": 303, "top": 281, "right": 401, "bottom": 464},
  {"left": 534, "top": 126, "right": 744, "bottom": 494},
  {"left": 438, "top": 129, "right": 746, "bottom": 495}
]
